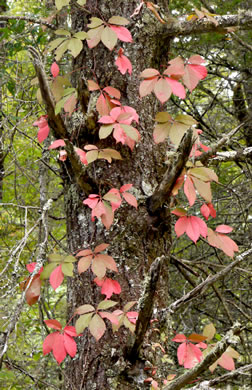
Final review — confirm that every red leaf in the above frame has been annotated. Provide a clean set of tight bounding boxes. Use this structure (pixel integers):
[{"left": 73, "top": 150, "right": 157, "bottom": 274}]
[
  {"left": 25, "top": 274, "right": 42, "bottom": 305},
  {"left": 120, "top": 183, "right": 133, "bottom": 192},
  {"left": 49, "top": 139, "right": 66, "bottom": 149},
  {"left": 94, "top": 277, "right": 121, "bottom": 299},
  {"left": 51, "top": 62, "right": 60, "bottom": 78},
  {"left": 45, "top": 319, "right": 62, "bottom": 330},
  {"left": 63, "top": 333, "right": 77, "bottom": 357},
  {"left": 177, "top": 342, "right": 187, "bottom": 365},
  {"left": 175, "top": 216, "right": 207, "bottom": 243},
  {"left": 53, "top": 333, "right": 67, "bottom": 364},
  {"left": 215, "top": 224, "right": 233, "bottom": 234},
  {"left": 109, "top": 25, "right": 132, "bottom": 42},
  {"left": 43, "top": 333, "right": 56, "bottom": 355},
  {"left": 64, "top": 326, "right": 77, "bottom": 337},
  {"left": 49, "top": 264, "right": 64, "bottom": 290},
  {"left": 83, "top": 195, "right": 100, "bottom": 209},
  {"left": 26, "top": 262, "right": 43, "bottom": 274},
  {"left": 208, "top": 203, "right": 216, "bottom": 218},
  {"left": 172, "top": 334, "right": 187, "bottom": 343}
]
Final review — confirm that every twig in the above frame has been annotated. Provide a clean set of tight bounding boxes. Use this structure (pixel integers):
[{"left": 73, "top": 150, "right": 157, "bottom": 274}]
[{"left": 0, "top": 15, "right": 56, "bottom": 30}]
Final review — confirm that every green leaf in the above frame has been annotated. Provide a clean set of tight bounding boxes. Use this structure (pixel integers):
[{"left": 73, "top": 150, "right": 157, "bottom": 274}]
[
  {"left": 153, "top": 123, "right": 171, "bottom": 143},
  {"left": 120, "top": 124, "right": 139, "bottom": 141},
  {"left": 73, "top": 31, "right": 88, "bottom": 40},
  {"left": 203, "top": 323, "right": 216, "bottom": 342},
  {"left": 75, "top": 313, "right": 93, "bottom": 334},
  {"left": 123, "top": 301, "right": 137, "bottom": 312},
  {"left": 175, "top": 114, "right": 197, "bottom": 125},
  {"left": 87, "top": 17, "right": 104, "bottom": 28},
  {"left": 97, "top": 300, "right": 118, "bottom": 310},
  {"left": 63, "top": 255, "right": 77, "bottom": 263},
  {"left": 101, "top": 26, "right": 117, "bottom": 51},
  {"left": 155, "top": 112, "right": 171, "bottom": 123},
  {"left": 48, "top": 37, "right": 65, "bottom": 52},
  {"left": 61, "top": 262, "right": 73, "bottom": 276},
  {"left": 86, "top": 150, "right": 99, "bottom": 164},
  {"left": 108, "top": 16, "right": 129, "bottom": 26},
  {"left": 40, "top": 263, "right": 57, "bottom": 279},
  {"left": 89, "top": 314, "right": 106, "bottom": 341},
  {"left": 99, "top": 125, "right": 114, "bottom": 139},
  {"left": 55, "top": 39, "right": 69, "bottom": 61},
  {"left": 77, "top": 0, "right": 86, "bottom": 5},
  {"left": 55, "top": 29, "right": 71, "bottom": 36},
  {"left": 75, "top": 304, "right": 95, "bottom": 315},
  {"left": 48, "top": 253, "right": 63, "bottom": 262},
  {"left": 68, "top": 38, "right": 83, "bottom": 57},
  {"left": 55, "top": 0, "right": 70, "bottom": 10}
]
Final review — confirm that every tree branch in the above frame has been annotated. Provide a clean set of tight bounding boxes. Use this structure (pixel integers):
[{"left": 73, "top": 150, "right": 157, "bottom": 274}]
[
  {"left": 28, "top": 46, "right": 93, "bottom": 194},
  {"left": 127, "top": 255, "right": 164, "bottom": 363},
  {"left": 163, "top": 323, "right": 243, "bottom": 390},
  {"left": 160, "top": 10, "right": 252, "bottom": 37},
  {"left": 0, "top": 15, "right": 56, "bottom": 30},
  {"left": 166, "top": 247, "right": 252, "bottom": 314},
  {"left": 147, "top": 129, "right": 194, "bottom": 214}
]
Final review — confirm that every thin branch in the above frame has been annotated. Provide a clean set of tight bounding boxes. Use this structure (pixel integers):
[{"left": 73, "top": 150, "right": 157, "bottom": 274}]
[
  {"left": 166, "top": 247, "right": 252, "bottom": 314},
  {"left": 0, "top": 15, "right": 56, "bottom": 30},
  {"left": 163, "top": 323, "right": 243, "bottom": 390},
  {"left": 147, "top": 129, "right": 194, "bottom": 214},
  {"left": 231, "top": 32, "right": 252, "bottom": 51},
  {"left": 160, "top": 10, "right": 252, "bottom": 38},
  {"left": 196, "top": 123, "right": 245, "bottom": 165},
  {"left": 207, "top": 363, "right": 252, "bottom": 386}
]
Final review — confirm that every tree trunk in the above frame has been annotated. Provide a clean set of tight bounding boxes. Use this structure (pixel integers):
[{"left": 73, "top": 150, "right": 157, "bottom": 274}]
[{"left": 64, "top": 1, "right": 174, "bottom": 388}]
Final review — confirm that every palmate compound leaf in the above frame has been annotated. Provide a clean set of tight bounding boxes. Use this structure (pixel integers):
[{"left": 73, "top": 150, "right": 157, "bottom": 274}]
[
  {"left": 153, "top": 112, "right": 196, "bottom": 145},
  {"left": 43, "top": 324, "right": 78, "bottom": 364},
  {"left": 175, "top": 216, "right": 208, "bottom": 243}
]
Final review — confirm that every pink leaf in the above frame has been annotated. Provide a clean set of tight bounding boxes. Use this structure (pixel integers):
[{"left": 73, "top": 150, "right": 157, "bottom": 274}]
[
  {"left": 115, "top": 50, "right": 132, "bottom": 75},
  {"left": 44, "top": 319, "right": 62, "bottom": 330},
  {"left": 75, "top": 147, "right": 88, "bottom": 165},
  {"left": 103, "top": 86, "right": 121, "bottom": 99},
  {"left": 109, "top": 25, "right": 132, "bottom": 42},
  {"left": 200, "top": 203, "right": 210, "bottom": 220},
  {"left": 96, "top": 93, "right": 110, "bottom": 116},
  {"left": 122, "top": 192, "right": 137, "bottom": 208},
  {"left": 49, "top": 264, "right": 64, "bottom": 290},
  {"left": 38, "top": 124, "right": 50, "bottom": 143},
  {"left": 165, "top": 77, "right": 186, "bottom": 99},
  {"left": 94, "top": 277, "right": 121, "bottom": 299},
  {"left": 177, "top": 342, "right": 187, "bottom": 366},
  {"left": 120, "top": 184, "right": 133, "bottom": 192},
  {"left": 26, "top": 262, "right": 43, "bottom": 274},
  {"left": 215, "top": 225, "right": 233, "bottom": 234},
  {"left": 218, "top": 352, "right": 235, "bottom": 371},
  {"left": 175, "top": 217, "right": 187, "bottom": 238},
  {"left": 49, "top": 139, "right": 66, "bottom": 149},
  {"left": 98, "top": 115, "right": 115, "bottom": 124},
  {"left": 139, "top": 77, "right": 158, "bottom": 98},
  {"left": 99, "top": 311, "right": 119, "bottom": 325},
  {"left": 154, "top": 77, "right": 172, "bottom": 103},
  {"left": 88, "top": 80, "right": 100, "bottom": 91},
  {"left": 184, "top": 176, "right": 196, "bottom": 206},
  {"left": 51, "top": 62, "right": 60, "bottom": 78},
  {"left": 83, "top": 195, "right": 100, "bottom": 209}
]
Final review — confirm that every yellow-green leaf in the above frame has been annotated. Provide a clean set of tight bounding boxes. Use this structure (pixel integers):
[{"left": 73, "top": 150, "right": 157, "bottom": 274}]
[
  {"left": 55, "top": 0, "right": 70, "bottom": 11},
  {"left": 101, "top": 26, "right": 117, "bottom": 51},
  {"left": 75, "top": 313, "right": 93, "bottom": 334},
  {"left": 68, "top": 38, "right": 83, "bottom": 57},
  {"left": 108, "top": 16, "right": 129, "bottom": 26},
  {"left": 61, "top": 262, "right": 73, "bottom": 276}
]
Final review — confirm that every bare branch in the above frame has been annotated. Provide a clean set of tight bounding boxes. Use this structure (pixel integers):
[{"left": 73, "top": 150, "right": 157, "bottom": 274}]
[
  {"left": 147, "top": 129, "right": 194, "bottom": 214},
  {"left": 167, "top": 247, "right": 252, "bottom": 314},
  {"left": 161, "top": 10, "right": 252, "bottom": 38},
  {"left": 0, "top": 14, "right": 56, "bottom": 30}
]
